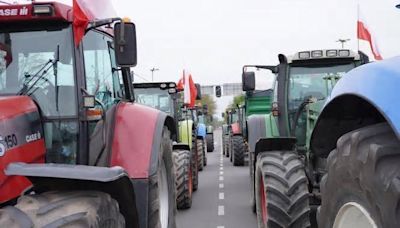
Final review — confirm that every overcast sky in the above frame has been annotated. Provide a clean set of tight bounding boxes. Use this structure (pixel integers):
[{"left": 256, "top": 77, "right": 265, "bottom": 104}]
[
  {"left": 108, "top": 0, "right": 400, "bottom": 115},
  {"left": 18, "top": 0, "right": 400, "bottom": 114}
]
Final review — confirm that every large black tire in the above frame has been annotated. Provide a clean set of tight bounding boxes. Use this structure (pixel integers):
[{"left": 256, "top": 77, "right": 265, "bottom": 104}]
[
  {"left": 192, "top": 131, "right": 199, "bottom": 192},
  {"left": 232, "top": 135, "right": 246, "bottom": 166},
  {"left": 148, "top": 127, "right": 177, "bottom": 228},
  {"left": 0, "top": 191, "right": 125, "bottom": 228},
  {"left": 173, "top": 149, "right": 193, "bottom": 210},
  {"left": 229, "top": 137, "right": 233, "bottom": 163},
  {"left": 255, "top": 151, "right": 310, "bottom": 228},
  {"left": 197, "top": 139, "right": 204, "bottom": 171},
  {"left": 318, "top": 123, "right": 400, "bottom": 228},
  {"left": 203, "top": 139, "right": 207, "bottom": 167},
  {"left": 206, "top": 134, "right": 214, "bottom": 152},
  {"left": 224, "top": 135, "right": 230, "bottom": 157}
]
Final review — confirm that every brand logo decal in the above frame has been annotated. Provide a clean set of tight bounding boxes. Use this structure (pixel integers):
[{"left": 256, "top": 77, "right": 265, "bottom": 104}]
[
  {"left": 26, "top": 131, "right": 41, "bottom": 143},
  {"left": 0, "top": 136, "right": 7, "bottom": 157},
  {"left": 0, "top": 7, "right": 28, "bottom": 17}
]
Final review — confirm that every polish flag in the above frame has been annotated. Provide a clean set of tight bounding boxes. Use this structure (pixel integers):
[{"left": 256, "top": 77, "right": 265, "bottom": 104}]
[
  {"left": 357, "top": 12, "right": 383, "bottom": 60},
  {"left": 177, "top": 70, "right": 197, "bottom": 108},
  {"left": 73, "top": 0, "right": 117, "bottom": 46}
]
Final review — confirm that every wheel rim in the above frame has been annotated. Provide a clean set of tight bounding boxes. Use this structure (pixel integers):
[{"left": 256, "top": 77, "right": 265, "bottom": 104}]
[
  {"left": 333, "top": 202, "right": 377, "bottom": 228},
  {"left": 259, "top": 175, "right": 267, "bottom": 225},
  {"left": 159, "top": 159, "right": 169, "bottom": 228}
]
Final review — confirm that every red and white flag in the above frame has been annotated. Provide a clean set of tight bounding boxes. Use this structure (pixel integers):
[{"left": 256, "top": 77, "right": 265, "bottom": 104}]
[
  {"left": 177, "top": 70, "right": 197, "bottom": 108},
  {"left": 357, "top": 11, "right": 383, "bottom": 60}
]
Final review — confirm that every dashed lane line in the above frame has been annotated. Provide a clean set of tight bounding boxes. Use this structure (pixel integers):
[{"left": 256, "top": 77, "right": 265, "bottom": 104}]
[
  {"left": 219, "top": 183, "right": 224, "bottom": 189},
  {"left": 219, "top": 192, "right": 225, "bottom": 200},
  {"left": 218, "top": 205, "right": 225, "bottom": 216}
]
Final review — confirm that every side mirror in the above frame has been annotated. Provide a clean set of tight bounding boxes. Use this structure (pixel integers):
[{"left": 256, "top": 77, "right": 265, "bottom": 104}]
[
  {"left": 215, "top": 85, "right": 222, "bottom": 97},
  {"left": 242, "top": 71, "right": 255, "bottom": 91},
  {"left": 195, "top": 83, "right": 202, "bottom": 100},
  {"left": 114, "top": 22, "right": 137, "bottom": 67}
]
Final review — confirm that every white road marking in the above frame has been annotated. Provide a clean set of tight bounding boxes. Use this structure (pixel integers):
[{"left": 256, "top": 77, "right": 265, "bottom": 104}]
[
  {"left": 219, "top": 192, "right": 225, "bottom": 200},
  {"left": 220, "top": 164, "right": 223, "bottom": 167},
  {"left": 219, "top": 176, "right": 224, "bottom": 181},
  {"left": 217, "top": 226, "right": 225, "bottom": 228},
  {"left": 220, "top": 167, "right": 223, "bottom": 170},
  {"left": 218, "top": 205, "right": 225, "bottom": 216},
  {"left": 220, "top": 171, "right": 224, "bottom": 175},
  {"left": 219, "top": 183, "right": 224, "bottom": 188}
]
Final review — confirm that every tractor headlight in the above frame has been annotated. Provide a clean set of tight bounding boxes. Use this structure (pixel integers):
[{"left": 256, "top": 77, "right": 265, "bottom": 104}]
[
  {"left": 160, "top": 83, "right": 167, "bottom": 89},
  {"left": 298, "top": 51, "right": 311, "bottom": 59},
  {"left": 33, "top": 4, "right": 54, "bottom": 15},
  {"left": 169, "top": 83, "right": 176, "bottom": 88},
  {"left": 311, "top": 50, "right": 323, "bottom": 58},
  {"left": 168, "top": 88, "right": 177, "bottom": 94},
  {"left": 338, "top": 50, "right": 350, "bottom": 57},
  {"left": 326, "top": 50, "right": 338, "bottom": 57}
]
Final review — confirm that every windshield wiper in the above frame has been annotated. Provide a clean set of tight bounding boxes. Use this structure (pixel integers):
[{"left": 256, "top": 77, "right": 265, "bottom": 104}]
[{"left": 18, "top": 46, "right": 59, "bottom": 96}]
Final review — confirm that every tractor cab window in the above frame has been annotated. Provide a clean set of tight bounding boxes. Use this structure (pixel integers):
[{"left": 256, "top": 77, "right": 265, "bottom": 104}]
[
  {"left": 83, "top": 31, "right": 124, "bottom": 111},
  {"left": 135, "top": 87, "right": 173, "bottom": 114},
  {"left": 287, "top": 63, "right": 355, "bottom": 145},
  {"left": 0, "top": 27, "right": 76, "bottom": 117}
]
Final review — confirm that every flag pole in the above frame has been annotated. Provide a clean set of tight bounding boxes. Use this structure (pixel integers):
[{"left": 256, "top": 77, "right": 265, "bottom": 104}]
[{"left": 357, "top": 3, "right": 360, "bottom": 52}]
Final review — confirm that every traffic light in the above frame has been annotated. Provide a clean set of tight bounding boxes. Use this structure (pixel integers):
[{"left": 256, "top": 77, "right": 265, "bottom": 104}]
[{"left": 215, "top": 85, "right": 222, "bottom": 98}]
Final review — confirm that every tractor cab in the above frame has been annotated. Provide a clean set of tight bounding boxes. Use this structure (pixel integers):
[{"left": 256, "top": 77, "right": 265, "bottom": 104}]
[
  {"left": 244, "top": 49, "right": 369, "bottom": 149},
  {"left": 133, "top": 82, "right": 177, "bottom": 115},
  {"left": 0, "top": 2, "right": 136, "bottom": 165}
]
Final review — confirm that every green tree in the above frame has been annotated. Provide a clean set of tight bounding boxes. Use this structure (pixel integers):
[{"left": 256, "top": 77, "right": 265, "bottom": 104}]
[
  {"left": 228, "top": 94, "right": 245, "bottom": 110},
  {"left": 199, "top": 94, "right": 216, "bottom": 116}
]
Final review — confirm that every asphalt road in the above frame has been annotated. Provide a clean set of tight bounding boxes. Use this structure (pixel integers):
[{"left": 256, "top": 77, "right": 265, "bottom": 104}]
[{"left": 177, "top": 129, "right": 258, "bottom": 228}]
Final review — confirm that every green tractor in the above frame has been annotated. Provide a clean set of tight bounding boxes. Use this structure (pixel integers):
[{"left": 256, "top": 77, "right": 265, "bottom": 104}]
[
  {"left": 243, "top": 49, "right": 369, "bottom": 227},
  {"left": 133, "top": 82, "right": 195, "bottom": 209}
]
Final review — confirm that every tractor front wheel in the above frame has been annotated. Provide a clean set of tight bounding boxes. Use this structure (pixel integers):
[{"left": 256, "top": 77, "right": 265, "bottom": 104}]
[
  {"left": 318, "top": 123, "right": 400, "bottom": 228},
  {"left": 0, "top": 191, "right": 125, "bottom": 228},
  {"left": 173, "top": 149, "right": 193, "bottom": 209},
  {"left": 255, "top": 151, "right": 310, "bottom": 228}
]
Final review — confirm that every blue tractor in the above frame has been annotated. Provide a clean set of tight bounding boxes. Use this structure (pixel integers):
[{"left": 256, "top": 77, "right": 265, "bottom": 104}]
[{"left": 312, "top": 56, "right": 400, "bottom": 227}]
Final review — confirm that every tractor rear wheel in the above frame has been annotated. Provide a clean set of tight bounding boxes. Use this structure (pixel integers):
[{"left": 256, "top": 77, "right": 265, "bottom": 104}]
[
  {"left": 0, "top": 191, "right": 125, "bottom": 228},
  {"left": 255, "top": 151, "right": 310, "bottom": 228},
  {"left": 206, "top": 134, "right": 214, "bottom": 152},
  {"left": 224, "top": 135, "right": 230, "bottom": 157},
  {"left": 148, "top": 127, "right": 177, "bottom": 228},
  {"left": 197, "top": 139, "right": 204, "bottom": 171},
  {"left": 232, "top": 135, "right": 245, "bottom": 166},
  {"left": 173, "top": 149, "right": 193, "bottom": 210},
  {"left": 318, "top": 123, "right": 400, "bottom": 228},
  {"left": 192, "top": 132, "right": 199, "bottom": 191}
]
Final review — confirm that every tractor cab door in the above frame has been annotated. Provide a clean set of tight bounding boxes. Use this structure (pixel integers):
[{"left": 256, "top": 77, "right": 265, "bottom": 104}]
[{"left": 81, "top": 30, "right": 126, "bottom": 166}]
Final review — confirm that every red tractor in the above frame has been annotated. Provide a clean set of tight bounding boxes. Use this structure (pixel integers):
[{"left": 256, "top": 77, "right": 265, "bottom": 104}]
[{"left": 0, "top": 2, "right": 176, "bottom": 228}]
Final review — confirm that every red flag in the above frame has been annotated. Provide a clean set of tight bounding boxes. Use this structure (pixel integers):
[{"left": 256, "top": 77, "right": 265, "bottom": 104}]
[
  {"left": 73, "top": 0, "right": 117, "bottom": 46},
  {"left": 357, "top": 14, "right": 383, "bottom": 60},
  {"left": 177, "top": 70, "right": 197, "bottom": 107},
  {"left": 73, "top": 0, "right": 89, "bottom": 46}
]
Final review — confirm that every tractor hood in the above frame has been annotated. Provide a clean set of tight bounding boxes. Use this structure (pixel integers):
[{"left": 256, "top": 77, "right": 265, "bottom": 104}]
[{"left": 0, "top": 96, "right": 45, "bottom": 203}]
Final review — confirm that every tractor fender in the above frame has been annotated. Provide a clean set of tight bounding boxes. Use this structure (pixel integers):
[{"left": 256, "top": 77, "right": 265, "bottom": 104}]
[
  {"left": 173, "top": 143, "right": 190, "bottom": 151},
  {"left": 311, "top": 56, "right": 400, "bottom": 158},
  {"left": 111, "top": 103, "right": 176, "bottom": 179},
  {"left": 179, "top": 119, "right": 194, "bottom": 149},
  {"left": 5, "top": 162, "right": 139, "bottom": 228},
  {"left": 231, "top": 122, "right": 242, "bottom": 135},
  {"left": 246, "top": 114, "right": 279, "bottom": 152},
  {"left": 255, "top": 137, "right": 297, "bottom": 158},
  {"left": 197, "top": 123, "right": 206, "bottom": 139}
]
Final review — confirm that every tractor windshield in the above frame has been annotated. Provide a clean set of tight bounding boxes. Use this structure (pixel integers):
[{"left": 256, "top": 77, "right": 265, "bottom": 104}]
[
  {"left": 0, "top": 26, "right": 76, "bottom": 117},
  {"left": 135, "top": 87, "right": 173, "bottom": 114},
  {"left": 288, "top": 63, "right": 354, "bottom": 112},
  {"left": 288, "top": 63, "right": 355, "bottom": 146}
]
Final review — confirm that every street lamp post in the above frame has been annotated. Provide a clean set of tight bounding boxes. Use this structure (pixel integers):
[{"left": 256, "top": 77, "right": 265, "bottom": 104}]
[
  {"left": 336, "top": 39, "right": 350, "bottom": 49},
  {"left": 150, "top": 67, "right": 159, "bottom": 82}
]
